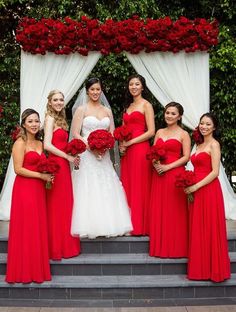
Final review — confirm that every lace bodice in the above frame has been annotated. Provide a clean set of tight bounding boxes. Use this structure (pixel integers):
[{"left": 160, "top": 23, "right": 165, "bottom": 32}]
[{"left": 81, "top": 116, "right": 110, "bottom": 139}]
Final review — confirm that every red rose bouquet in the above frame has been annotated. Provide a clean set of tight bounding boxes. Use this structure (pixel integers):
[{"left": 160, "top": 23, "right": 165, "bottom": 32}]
[
  {"left": 65, "top": 138, "right": 86, "bottom": 169},
  {"left": 37, "top": 158, "right": 60, "bottom": 189},
  {"left": 87, "top": 129, "right": 115, "bottom": 160},
  {"left": 113, "top": 125, "right": 132, "bottom": 142},
  {"left": 192, "top": 127, "right": 203, "bottom": 145},
  {"left": 146, "top": 145, "right": 166, "bottom": 175},
  {"left": 175, "top": 170, "right": 196, "bottom": 202}
]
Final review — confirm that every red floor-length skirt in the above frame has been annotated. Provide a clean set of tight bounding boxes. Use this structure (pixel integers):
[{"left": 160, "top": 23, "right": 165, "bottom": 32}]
[
  {"left": 6, "top": 151, "right": 51, "bottom": 283},
  {"left": 188, "top": 152, "right": 230, "bottom": 282},
  {"left": 121, "top": 111, "right": 152, "bottom": 235},
  {"left": 47, "top": 128, "right": 80, "bottom": 260},
  {"left": 149, "top": 138, "right": 189, "bottom": 258}
]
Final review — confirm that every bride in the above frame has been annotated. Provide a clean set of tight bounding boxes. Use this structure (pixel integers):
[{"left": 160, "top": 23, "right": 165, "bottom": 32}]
[{"left": 70, "top": 77, "right": 133, "bottom": 238}]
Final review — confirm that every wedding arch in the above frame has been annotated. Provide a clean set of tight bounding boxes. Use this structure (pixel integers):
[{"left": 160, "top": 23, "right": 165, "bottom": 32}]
[{"left": 0, "top": 15, "right": 235, "bottom": 220}]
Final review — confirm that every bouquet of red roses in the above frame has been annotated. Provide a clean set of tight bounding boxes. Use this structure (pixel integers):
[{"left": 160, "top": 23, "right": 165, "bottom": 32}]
[
  {"left": 37, "top": 158, "right": 60, "bottom": 189},
  {"left": 65, "top": 138, "right": 86, "bottom": 170},
  {"left": 175, "top": 170, "right": 196, "bottom": 202},
  {"left": 113, "top": 125, "right": 132, "bottom": 142},
  {"left": 146, "top": 145, "right": 167, "bottom": 175},
  {"left": 87, "top": 129, "right": 115, "bottom": 160}
]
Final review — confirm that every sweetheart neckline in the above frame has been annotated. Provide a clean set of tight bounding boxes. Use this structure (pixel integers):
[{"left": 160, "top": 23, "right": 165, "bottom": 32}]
[
  {"left": 157, "top": 137, "right": 182, "bottom": 144},
  {"left": 25, "top": 150, "right": 43, "bottom": 156},
  {"left": 124, "top": 111, "right": 145, "bottom": 117},
  {"left": 194, "top": 151, "right": 210, "bottom": 157},
  {"left": 84, "top": 116, "right": 110, "bottom": 122}
]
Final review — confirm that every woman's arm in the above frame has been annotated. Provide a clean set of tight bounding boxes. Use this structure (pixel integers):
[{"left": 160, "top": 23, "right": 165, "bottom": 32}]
[
  {"left": 70, "top": 106, "right": 87, "bottom": 144},
  {"left": 44, "top": 115, "right": 75, "bottom": 162},
  {"left": 12, "top": 139, "right": 51, "bottom": 182},
  {"left": 107, "top": 108, "right": 115, "bottom": 133},
  {"left": 185, "top": 141, "right": 221, "bottom": 194},
  {"left": 123, "top": 101, "right": 155, "bottom": 147}
]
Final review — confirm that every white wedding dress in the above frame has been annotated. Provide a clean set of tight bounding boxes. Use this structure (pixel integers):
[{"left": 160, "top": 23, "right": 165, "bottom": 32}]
[{"left": 71, "top": 116, "right": 133, "bottom": 238}]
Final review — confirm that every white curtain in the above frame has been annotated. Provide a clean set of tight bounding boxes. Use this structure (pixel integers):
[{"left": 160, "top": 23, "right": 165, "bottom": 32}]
[
  {"left": 0, "top": 50, "right": 101, "bottom": 220},
  {"left": 126, "top": 51, "right": 236, "bottom": 220}
]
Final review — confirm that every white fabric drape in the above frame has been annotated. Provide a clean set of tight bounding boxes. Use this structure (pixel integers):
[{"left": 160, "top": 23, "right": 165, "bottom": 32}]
[
  {"left": 126, "top": 51, "right": 236, "bottom": 220},
  {"left": 0, "top": 50, "right": 101, "bottom": 220}
]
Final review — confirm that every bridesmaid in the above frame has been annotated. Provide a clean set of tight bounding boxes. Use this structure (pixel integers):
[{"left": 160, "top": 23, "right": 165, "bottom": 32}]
[
  {"left": 185, "top": 113, "right": 230, "bottom": 282},
  {"left": 44, "top": 90, "right": 80, "bottom": 260},
  {"left": 120, "top": 74, "right": 155, "bottom": 235},
  {"left": 6, "top": 109, "right": 51, "bottom": 283},
  {"left": 149, "top": 102, "right": 191, "bottom": 258}
]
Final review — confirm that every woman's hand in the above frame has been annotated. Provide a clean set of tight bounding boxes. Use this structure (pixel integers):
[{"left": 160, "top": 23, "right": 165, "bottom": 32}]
[
  {"left": 66, "top": 154, "right": 77, "bottom": 163},
  {"left": 40, "top": 173, "right": 54, "bottom": 183},
  {"left": 153, "top": 162, "right": 169, "bottom": 175},
  {"left": 185, "top": 184, "right": 199, "bottom": 194}
]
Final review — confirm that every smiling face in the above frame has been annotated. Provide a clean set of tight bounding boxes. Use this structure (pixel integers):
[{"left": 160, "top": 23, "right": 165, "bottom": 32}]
[
  {"left": 199, "top": 116, "right": 215, "bottom": 137},
  {"left": 164, "top": 106, "right": 181, "bottom": 126},
  {"left": 87, "top": 82, "right": 102, "bottom": 102},
  {"left": 49, "top": 92, "right": 65, "bottom": 113},
  {"left": 22, "top": 113, "right": 40, "bottom": 136},
  {"left": 128, "top": 77, "right": 143, "bottom": 98}
]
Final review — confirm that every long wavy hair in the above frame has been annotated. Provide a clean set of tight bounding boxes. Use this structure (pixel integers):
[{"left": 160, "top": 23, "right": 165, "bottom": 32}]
[
  {"left": 19, "top": 108, "right": 42, "bottom": 141},
  {"left": 123, "top": 74, "right": 149, "bottom": 111},
  {"left": 45, "top": 90, "right": 68, "bottom": 130}
]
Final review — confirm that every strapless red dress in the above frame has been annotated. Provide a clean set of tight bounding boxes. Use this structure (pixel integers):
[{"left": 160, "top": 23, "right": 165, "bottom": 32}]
[
  {"left": 149, "top": 138, "right": 189, "bottom": 258},
  {"left": 188, "top": 152, "right": 230, "bottom": 282},
  {"left": 120, "top": 111, "right": 152, "bottom": 235},
  {"left": 46, "top": 128, "right": 80, "bottom": 260},
  {"left": 6, "top": 151, "right": 51, "bottom": 283}
]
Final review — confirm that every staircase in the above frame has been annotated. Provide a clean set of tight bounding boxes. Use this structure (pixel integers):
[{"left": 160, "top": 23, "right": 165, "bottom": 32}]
[{"left": 0, "top": 222, "right": 236, "bottom": 308}]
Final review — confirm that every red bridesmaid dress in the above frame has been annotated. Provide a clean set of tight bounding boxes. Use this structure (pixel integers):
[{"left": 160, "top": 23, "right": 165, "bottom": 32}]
[
  {"left": 120, "top": 111, "right": 152, "bottom": 235},
  {"left": 6, "top": 151, "right": 51, "bottom": 283},
  {"left": 149, "top": 138, "right": 189, "bottom": 258},
  {"left": 46, "top": 128, "right": 80, "bottom": 260},
  {"left": 188, "top": 152, "right": 230, "bottom": 282}
]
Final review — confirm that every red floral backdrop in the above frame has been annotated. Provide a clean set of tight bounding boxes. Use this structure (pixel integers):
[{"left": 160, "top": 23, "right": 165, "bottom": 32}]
[{"left": 15, "top": 15, "right": 219, "bottom": 55}]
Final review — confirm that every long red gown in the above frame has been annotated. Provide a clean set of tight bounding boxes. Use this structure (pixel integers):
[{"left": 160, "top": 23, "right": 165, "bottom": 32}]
[
  {"left": 149, "top": 138, "right": 189, "bottom": 258},
  {"left": 188, "top": 152, "right": 230, "bottom": 282},
  {"left": 6, "top": 151, "right": 51, "bottom": 283},
  {"left": 120, "top": 111, "right": 152, "bottom": 235},
  {"left": 46, "top": 128, "right": 80, "bottom": 260}
]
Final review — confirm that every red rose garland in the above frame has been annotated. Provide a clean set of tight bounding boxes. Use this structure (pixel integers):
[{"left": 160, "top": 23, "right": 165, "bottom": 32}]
[{"left": 16, "top": 16, "right": 219, "bottom": 55}]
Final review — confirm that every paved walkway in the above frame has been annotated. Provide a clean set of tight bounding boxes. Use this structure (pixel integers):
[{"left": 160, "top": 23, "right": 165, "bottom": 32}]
[{"left": 1, "top": 306, "right": 236, "bottom": 311}]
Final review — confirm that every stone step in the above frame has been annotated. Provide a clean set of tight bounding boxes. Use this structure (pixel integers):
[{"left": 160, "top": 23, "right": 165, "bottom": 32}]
[
  {"left": 1, "top": 234, "right": 236, "bottom": 253},
  {"left": 0, "top": 274, "right": 235, "bottom": 301},
  {"left": 0, "top": 252, "right": 235, "bottom": 276}
]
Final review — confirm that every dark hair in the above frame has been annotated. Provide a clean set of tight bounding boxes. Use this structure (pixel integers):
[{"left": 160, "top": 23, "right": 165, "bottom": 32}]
[
  {"left": 85, "top": 77, "right": 103, "bottom": 91},
  {"left": 164, "top": 102, "right": 184, "bottom": 126},
  {"left": 124, "top": 74, "right": 149, "bottom": 110},
  {"left": 199, "top": 112, "right": 221, "bottom": 141},
  {"left": 20, "top": 109, "right": 42, "bottom": 141}
]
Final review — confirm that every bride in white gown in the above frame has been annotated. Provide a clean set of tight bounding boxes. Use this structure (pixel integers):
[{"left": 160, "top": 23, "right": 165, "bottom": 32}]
[{"left": 70, "top": 78, "right": 133, "bottom": 238}]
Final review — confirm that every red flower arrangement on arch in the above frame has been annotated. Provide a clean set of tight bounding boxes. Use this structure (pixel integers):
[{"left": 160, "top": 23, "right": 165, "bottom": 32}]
[{"left": 15, "top": 16, "right": 219, "bottom": 55}]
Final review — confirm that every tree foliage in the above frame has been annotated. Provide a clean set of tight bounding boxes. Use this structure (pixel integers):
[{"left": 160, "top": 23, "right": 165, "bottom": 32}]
[{"left": 0, "top": 0, "right": 235, "bottom": 190}]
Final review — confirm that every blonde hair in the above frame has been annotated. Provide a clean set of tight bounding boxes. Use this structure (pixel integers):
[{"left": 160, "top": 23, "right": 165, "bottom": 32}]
[{"left": 46, "top": 90, "right": 68, "bottom": 130}]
